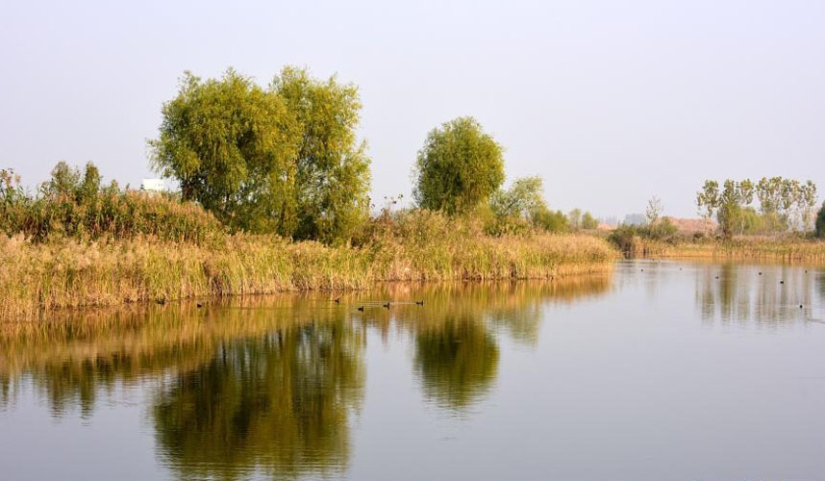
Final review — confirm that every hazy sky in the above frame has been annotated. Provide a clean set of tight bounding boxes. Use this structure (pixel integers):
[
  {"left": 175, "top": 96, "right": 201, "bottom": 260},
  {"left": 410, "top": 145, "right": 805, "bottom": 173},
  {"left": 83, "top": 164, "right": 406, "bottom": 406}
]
[{"left": 1, "top": 0, "right": 823, "bottom": 219}]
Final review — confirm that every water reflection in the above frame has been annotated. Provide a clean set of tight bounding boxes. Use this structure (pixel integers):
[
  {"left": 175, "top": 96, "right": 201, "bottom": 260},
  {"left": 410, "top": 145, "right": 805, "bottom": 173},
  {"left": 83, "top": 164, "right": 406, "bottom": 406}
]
[
  {"left": 0, "top": 276, "right": 612, "bottom": 480},
  {"left": 153, "top": 321, "right": 365, "bottom": 481},
  {"left": 414, "top": 315, "right": 500, "bottom": 410},
  {"left": 694, "top": 262, "right": 820, "bottom": 326}
]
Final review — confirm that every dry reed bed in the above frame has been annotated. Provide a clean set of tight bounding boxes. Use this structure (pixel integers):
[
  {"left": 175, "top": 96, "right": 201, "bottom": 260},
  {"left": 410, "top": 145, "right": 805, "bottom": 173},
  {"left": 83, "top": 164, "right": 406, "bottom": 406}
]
[
  {"left": 0, "top": 232, "right": 616, "bottom": 319},
  {"left": 637, "top": 237, "right": 825, "bottom": 262}
]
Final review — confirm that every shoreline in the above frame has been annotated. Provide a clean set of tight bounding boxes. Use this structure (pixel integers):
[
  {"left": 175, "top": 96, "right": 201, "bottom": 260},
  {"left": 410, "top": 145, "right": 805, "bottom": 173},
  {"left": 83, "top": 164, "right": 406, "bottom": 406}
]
[
  {"left": 615, "top": 236, "right": 825, "bottom": 263},
  {"left": 0, "top": 233, "right": 617, "bottom": 320}
]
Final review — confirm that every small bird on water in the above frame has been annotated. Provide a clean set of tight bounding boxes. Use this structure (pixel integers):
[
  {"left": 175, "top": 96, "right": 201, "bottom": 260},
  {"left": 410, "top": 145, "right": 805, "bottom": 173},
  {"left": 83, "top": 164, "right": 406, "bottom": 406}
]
[
  {"left": 357, "top": 306, "right": 365, "bottom": 312},
  {"left": 415, "top": 300, "right": 424, "bottom": 306},
  {"left": 334, "top": 298, "right": 341, "bottom": 304},
  {"left": 780, "top": 280, "right": 785, "bottom": 285},
  {"left": 383, "top": 302, "right": 391, "bottom": 309}
]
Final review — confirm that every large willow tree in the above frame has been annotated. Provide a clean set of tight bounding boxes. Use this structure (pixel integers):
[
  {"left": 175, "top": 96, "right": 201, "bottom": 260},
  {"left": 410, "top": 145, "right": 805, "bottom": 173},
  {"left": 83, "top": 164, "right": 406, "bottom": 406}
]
[{"left": 150, "top": 67, "right": 371, "bottom": 243}]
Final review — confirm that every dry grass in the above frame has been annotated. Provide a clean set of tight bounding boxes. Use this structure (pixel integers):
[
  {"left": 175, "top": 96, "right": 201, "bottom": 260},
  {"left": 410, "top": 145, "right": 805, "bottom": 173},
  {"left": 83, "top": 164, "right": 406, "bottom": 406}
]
[
  {"left": 634, "top": 236, "right": 825, "bottom": 262},
  {"left": 0, "top": 221, "right": 617, "bottom": 320}
]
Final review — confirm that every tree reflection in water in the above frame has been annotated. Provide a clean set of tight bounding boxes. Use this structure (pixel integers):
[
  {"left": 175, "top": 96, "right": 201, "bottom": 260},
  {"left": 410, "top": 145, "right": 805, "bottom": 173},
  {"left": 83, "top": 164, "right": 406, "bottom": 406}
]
[
  {"left": 695, "top": 261, "right": 820, "bottom": 327},
  {"left": 414, "top": 316, "right": 499, "bottom": 410},
  {"left": 0, "top": 274, "right": 613, "bottom": 480},
  {"left": 153, "top": 322, "right": 365, "bottom": 481}
]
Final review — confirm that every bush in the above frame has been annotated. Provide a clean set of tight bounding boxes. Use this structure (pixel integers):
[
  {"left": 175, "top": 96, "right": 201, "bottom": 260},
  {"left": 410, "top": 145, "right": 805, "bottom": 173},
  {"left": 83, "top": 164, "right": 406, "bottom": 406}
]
[{"left": 0, "top": 163, "right": 224, "bottom": 244}]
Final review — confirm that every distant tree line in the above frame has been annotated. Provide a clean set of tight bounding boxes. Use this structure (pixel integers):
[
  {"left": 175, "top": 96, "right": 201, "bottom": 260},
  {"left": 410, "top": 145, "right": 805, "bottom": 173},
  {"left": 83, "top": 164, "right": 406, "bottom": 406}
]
[{"left": 697, "top": 177, "right": 819, "bottom": 240}]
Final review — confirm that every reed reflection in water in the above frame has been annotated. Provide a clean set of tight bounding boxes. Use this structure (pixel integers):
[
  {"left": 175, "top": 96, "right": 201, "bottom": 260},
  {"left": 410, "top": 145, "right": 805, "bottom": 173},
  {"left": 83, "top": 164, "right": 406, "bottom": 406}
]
[{"left": 0, "top": 275, "right": 611, "bottom": 481}]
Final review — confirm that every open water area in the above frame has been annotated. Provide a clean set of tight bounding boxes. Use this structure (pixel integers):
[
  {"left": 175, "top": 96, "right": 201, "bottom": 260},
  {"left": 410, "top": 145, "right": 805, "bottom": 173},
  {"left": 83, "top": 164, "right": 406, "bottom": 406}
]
[{"left": 1, "top": 259, "right": 824, "bottom": 481}]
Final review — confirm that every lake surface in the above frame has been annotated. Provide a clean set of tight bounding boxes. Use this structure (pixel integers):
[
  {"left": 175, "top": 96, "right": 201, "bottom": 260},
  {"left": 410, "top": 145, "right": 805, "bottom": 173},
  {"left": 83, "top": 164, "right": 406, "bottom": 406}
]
[{"left": 1, "top": 260, "right": 824, "bottom": 481}]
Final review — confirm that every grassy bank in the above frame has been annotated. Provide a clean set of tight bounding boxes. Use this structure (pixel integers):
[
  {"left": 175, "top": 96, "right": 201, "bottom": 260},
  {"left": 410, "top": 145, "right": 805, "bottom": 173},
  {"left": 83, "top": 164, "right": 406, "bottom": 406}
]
[
  {"left": 616, "top": 235, "right": 825, "bottom": 262},
  {"left": 0, "top": 212, "right": 616, "bottom": 319}
]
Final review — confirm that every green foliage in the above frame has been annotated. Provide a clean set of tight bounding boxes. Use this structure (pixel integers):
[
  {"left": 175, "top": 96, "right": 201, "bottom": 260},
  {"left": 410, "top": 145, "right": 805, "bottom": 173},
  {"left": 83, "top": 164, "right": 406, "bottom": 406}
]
[
  {"left": 529, "top": 206, "right": 569, "bottom": 233},
  {"left": 698, "top": 177, "right": 818, "bottom": 239},
  {"left": 489, "top": 176, "right": 545, "bottom": 219},
  {"left": 150, "top": 69, "right": 300, "bottom": 235},
  {"left": 567, "top": 208, "right": 582, "bottom": 230},
  {"left": 150, "top": 67, "right": 371, "bottom": 244},
  {"left": 650, "top": 217, "right": 678, "bottom": 239},
  {"left": 413, "top": 117, "right": 505, "bottom": 215},
  {"left": 817, "top": 201, "right": 825, "bottom": 239},
  {"left": 645, "top": 196, "right": 663, "bottom": 226},
  {"left": 608, "top": 216, "right": 679, "bottom": 255},
  {"left": 0, "top": 162, "right": 222, "bottom": 243},
  {"left": 273, "top": 67, "right": 372, "bottom": 244},
  {"left": 581, "top": 211, "right": 598, "bottom": 230}
]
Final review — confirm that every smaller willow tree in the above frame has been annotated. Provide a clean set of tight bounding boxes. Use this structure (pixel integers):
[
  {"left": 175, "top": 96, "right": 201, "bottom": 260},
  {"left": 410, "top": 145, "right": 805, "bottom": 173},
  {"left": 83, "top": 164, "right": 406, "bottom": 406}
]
[{"left": 413, "top": 117, "right": 505, "bottom": 215}]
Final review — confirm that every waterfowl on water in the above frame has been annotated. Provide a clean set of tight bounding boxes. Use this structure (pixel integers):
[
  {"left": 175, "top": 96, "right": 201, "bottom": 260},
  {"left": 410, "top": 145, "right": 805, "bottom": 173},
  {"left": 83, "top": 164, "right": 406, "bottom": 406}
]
[
  {"left": 155, "top": 298, "right": 167, "bottom": 305},
  {"left": 780, "top": 281, "right": 785, "bottom": 285},
  {"left": 334, "top": 298, "right": 341, "bottom": 304},
  {"left": 357, "top": 306, "right": 365, "bottom": 312},
  {"left": 383, "top": 302, "right": 391, "bottom": 309},
  {"left": 415, "top": 300, "right": 424, "bottom": 306},
  {"left": 196, "top": 302, "right": 203, "bottom": 308}
]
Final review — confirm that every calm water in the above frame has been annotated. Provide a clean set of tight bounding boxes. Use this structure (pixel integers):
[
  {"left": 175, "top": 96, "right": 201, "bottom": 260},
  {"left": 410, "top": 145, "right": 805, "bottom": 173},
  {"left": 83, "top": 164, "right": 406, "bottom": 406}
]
[{"left": 1, "top": 260, "right": 824, "bottom": 481}]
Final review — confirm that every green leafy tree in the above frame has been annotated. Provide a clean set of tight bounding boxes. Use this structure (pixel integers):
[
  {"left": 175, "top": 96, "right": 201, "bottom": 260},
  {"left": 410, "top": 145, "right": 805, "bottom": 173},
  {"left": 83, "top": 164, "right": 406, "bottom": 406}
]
[
  {"left": 150, "top": 69, "right": 301, "bottom": 235},
  {"left": 645, "top": 196, "right": 663, "bottom": 227},
  {"left": 716, "top": 180, "right": 744, "bottom": 240},
  {"left": 816, "top": 201, "right": 825, "bottom": 239},
  {"left": 581, "top": 211, "right": 598, "bottom": 230},
  {"left": 529, "top": 206, "right": 569, "bottom": 233},
  {"left": 567, "top": 208, "right": 582, "bottom": 230},
  {"left": 696, "top": 180, "right": 719, "bottom": 234},
  {"left": 272, "top": 67, "right": 371, "bottom": 244},
  {"left": 413, "top": 117, "right": 505, "bottom": 215},
  {"left": 489, "top": 176, "right": 545, "bottom": 219}
]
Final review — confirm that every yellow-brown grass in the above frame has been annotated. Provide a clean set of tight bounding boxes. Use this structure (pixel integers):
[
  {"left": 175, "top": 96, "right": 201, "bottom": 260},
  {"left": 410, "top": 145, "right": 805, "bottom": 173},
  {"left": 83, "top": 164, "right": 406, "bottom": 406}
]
[
  {"left": 632, "top": 236, "right": 825, "bottom": 262},
  {"left": 0, "top": 226, "right": 617, "bottom": 320}
]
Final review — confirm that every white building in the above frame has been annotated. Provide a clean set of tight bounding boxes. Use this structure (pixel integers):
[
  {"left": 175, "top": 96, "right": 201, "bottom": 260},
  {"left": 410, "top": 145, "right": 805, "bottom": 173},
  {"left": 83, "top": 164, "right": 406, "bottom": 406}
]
[{"left": 140, "top": 178, "right": 165, "bottom": 194}]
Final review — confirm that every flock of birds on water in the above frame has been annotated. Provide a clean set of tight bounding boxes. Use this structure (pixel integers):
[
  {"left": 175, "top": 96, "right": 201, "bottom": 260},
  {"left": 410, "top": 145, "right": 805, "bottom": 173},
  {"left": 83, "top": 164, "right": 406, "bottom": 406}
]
[{"left": 338, "top": 299, "right": 426, "bottom": 312}]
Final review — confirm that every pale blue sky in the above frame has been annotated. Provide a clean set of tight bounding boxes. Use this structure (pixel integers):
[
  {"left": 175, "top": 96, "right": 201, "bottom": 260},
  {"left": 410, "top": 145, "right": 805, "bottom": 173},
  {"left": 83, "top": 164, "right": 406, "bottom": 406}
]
[{"left": 1, "top": 0, "right": 823, "bottom": 219}]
